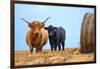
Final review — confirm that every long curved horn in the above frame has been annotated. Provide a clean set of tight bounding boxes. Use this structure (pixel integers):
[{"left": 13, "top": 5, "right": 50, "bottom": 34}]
[
  {"left": 21, "top": 18, "right": 30, "bottom": 24},
  {"left": 43, "top": 17, "right": 50, "bottom": 24}
]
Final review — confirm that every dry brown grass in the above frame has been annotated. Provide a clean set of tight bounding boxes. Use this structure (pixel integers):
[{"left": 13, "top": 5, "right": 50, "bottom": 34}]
[{"left": 15, "top": 48, "right": 94, "bottom": 66}]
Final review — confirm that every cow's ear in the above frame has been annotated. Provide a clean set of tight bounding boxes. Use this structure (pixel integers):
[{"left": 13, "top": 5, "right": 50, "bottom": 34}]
[
  {"left": 44, "top": 27, "right": 48, "bottom": 30},
  {"left": 42, "top": 23, "right": 45, "bottom": 27},
  {"left": 28, "top": 23, "right": 33, "bottom": 29}
]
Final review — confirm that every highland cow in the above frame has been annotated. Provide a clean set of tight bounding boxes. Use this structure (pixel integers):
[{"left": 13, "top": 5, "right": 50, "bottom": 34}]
[{"left": 21, "top": 17, "right": 50, "bottom": 53}]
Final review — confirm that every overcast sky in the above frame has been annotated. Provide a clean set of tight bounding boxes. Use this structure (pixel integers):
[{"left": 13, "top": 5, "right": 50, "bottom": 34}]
[{"left": 15, "top": 3, "right": 94, "bottom": 51}]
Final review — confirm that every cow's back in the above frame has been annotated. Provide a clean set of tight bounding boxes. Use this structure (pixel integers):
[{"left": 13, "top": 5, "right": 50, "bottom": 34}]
[{"left": 56, "top": 27, "right": 66, "bottom": 42}]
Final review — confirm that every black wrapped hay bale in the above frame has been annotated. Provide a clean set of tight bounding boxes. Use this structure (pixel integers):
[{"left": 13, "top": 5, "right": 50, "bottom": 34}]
[{"left": 80, "top": 13, "right": 96, "bottom": 53}]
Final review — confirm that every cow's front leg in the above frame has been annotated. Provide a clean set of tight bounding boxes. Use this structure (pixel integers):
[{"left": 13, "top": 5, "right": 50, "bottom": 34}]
[
  {"left": 30, "top": 47, "right": 33, "bottom": 54},
  {"left": 49, "top": 40, "right": 54, "bottom": 51},
  {"left": 29, "top": 44, "right": 34, "bottom": 54},
  {"left": 28, "top": 45, "right": 34, "bottom": 57},
  {"left": 50, "top": 43, "right": 54, "bottom": 51},
  {"left": 36, "top": 47, "right": 42, "bottom": 53}
]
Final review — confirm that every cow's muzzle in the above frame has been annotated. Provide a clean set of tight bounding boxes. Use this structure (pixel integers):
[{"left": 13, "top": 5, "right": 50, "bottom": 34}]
[{"left": 34, "top": 32, "right": 39, "bottom": 37}]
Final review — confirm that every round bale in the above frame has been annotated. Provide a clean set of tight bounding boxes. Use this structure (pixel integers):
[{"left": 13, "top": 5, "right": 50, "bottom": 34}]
[{"left": 80, "top": 13, "right": 96, "bottom": 53}]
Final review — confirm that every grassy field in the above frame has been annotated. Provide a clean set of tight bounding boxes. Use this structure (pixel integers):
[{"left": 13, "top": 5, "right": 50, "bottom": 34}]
[{"left": 15, "top": 48, "right": 94, "bottom": 66}]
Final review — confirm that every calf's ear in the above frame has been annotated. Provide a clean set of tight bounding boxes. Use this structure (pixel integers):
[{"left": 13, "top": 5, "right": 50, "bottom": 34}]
[{"left": 44, "top": 27, "right": 48, "bottom": 30}]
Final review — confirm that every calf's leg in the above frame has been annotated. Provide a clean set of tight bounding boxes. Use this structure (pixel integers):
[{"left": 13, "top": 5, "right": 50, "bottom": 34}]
[
  {"left": 54, "top": 44, "right": 57, "bottom": 51},
  {"left": 50, "top": 43, "right": 54, "bottom": 51},
  {"left": 62, "top": 41, "right": 65, "bottom": 50},
  {"left": 58, "top": 43, "right": 61, "bottom": 51}
]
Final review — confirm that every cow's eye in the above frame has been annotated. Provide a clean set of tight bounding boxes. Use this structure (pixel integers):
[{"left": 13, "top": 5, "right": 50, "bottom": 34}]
[{"left": 40, "top": 25, "right": 43, "bottom": 28}]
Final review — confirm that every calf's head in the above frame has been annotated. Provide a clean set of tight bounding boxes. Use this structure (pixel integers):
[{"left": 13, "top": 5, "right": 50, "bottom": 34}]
[{"left": 45, "top": 25, "right": 57, "bottom": 37}]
